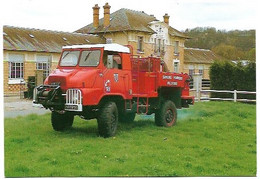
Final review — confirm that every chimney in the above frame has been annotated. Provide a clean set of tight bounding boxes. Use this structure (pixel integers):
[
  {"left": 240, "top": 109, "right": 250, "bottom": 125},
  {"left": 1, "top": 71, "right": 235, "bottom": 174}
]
[
  {"left": 163, "top": 13, "right": 170, "bottom": 25},
  {"left": 103, "top": 2, "right": 111, "bottom": 27},
  {"left": 93, "top": 4, "right": 100, "bottom": 28}
]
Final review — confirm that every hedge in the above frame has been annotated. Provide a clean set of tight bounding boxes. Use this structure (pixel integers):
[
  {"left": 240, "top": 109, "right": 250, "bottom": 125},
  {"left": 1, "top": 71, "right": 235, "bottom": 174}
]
[{"left": 209, "top": 61, "right": 256, "bottom": 99}]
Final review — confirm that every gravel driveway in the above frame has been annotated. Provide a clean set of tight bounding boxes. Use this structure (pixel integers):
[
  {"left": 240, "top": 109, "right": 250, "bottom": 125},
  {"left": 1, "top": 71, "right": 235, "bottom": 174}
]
[{"left": 4, "top": 96, "right": 50, "bottom": 118}]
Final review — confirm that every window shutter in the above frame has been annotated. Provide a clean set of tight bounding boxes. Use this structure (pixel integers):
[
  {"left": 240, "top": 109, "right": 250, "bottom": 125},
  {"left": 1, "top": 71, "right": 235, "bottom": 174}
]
[
  {"left": 36, "top": 55, "right": 50, "bottom": 63},
  {"left": 9, "top": 54, "right": 24, "bottom": 63}
]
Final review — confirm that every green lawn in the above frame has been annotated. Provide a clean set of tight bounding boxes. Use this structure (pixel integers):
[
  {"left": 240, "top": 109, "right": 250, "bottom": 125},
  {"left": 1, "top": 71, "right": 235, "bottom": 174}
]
[{"left": 4, "top": 101, "right": 256, "bottom": 177}]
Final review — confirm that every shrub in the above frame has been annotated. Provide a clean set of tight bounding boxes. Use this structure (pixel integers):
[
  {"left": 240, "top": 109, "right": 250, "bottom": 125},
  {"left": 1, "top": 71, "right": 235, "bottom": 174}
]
[{"left": 209, "top": 61, "right": 256, "bottom": 99}]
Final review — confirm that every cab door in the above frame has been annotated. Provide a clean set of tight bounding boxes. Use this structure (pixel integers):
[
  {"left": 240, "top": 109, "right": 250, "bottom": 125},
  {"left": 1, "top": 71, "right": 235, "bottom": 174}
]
[{"left": 103, "top": 53, "right": 129, "bottom": 98}]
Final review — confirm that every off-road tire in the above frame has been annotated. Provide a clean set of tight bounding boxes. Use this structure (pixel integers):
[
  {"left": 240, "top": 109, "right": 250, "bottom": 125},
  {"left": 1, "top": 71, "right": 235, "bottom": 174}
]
[
  {"left": 51, "top": 111, "right": 74, "bottom": 131},
  {"left": 155, "top": 100, "right": 177, "bottom": 127},
  {"left": 97, "top": 102, "right": 118, "bottom": 138},
  {"left": 119, "top": 111, "right": 136, "bottom": 123}
]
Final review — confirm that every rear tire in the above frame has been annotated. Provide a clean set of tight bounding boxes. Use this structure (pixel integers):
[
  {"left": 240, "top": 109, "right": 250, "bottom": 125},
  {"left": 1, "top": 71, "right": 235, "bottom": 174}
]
[
  {"left": 97, "top": 102, "right": 118, "bottom": 138},
  {"left": 51, "top": 111, "right": 74, "bottom": 131},
  {"left": 155, "top": 100, "right": 177, "bottom": 127}
]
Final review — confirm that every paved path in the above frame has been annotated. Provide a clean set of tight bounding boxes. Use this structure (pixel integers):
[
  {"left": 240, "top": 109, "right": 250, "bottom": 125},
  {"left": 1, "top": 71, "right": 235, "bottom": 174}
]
[{"left": 4, "top": 96, "right": 50, "bottom": 118}]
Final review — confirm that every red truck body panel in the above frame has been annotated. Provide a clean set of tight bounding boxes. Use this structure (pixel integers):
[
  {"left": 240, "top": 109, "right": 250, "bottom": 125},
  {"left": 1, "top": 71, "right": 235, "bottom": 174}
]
[{"left": 130, "top": 57, "right": 193, "bottom": 101}]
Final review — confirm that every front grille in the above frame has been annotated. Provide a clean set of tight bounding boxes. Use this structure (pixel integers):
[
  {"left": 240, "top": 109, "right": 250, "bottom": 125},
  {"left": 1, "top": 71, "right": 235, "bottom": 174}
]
[{"left": 65, "top": 89, "right": 82, "bottom": 111}]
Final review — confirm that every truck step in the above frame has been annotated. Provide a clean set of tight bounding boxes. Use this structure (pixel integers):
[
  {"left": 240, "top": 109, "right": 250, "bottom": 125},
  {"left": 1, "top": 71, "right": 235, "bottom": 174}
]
[{"left": 137, "top": 105, "right": 150, "bottom": 107}]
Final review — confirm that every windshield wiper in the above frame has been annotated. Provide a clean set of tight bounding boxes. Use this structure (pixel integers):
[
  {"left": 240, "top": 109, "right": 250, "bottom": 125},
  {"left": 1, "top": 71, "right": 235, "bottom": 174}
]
[
  {"left": 84, "top": 51, "right": 93, "bottom": 61},
  {"left": 62, "top": 51, "right": 71, "bottom": 59}
]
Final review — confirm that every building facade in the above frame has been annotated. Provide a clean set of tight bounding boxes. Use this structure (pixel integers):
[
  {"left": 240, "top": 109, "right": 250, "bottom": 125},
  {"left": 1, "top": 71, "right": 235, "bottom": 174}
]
[
  {"left": 3, "top": 26, "right": 104, "bottom": 95},
  {"left": 76, "top": 3, "right": 189, "bottom": 73},
  {"left": 183, "top": 48, "right": 222, "bottom": 79},
  {"left": 3, "top": 4, "right": 222, "bottom": 95}
]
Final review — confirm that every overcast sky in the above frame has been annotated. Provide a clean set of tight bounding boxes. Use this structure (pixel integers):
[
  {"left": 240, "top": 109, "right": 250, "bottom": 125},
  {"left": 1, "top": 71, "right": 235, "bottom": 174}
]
[{"left": 0, "top": 0, "right": 258, "bottom": 32}]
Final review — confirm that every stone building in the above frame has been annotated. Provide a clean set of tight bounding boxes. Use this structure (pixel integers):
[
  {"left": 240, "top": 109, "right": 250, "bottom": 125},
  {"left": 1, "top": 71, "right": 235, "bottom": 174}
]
[
  {"left": 76, "top": 3, "right": 189, "bottom": 73},
  {"left": 183, "top": 48, "right": 222, "bottom": 79},
  {"left": 3, "top": 3, "right": 221, "bottom": 95},
  {"left": 3, "top": 26, "right": 104, "bottom": 95}
]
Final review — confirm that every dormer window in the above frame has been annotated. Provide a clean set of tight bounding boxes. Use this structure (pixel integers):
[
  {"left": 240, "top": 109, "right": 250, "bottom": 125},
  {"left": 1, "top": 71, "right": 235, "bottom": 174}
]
[
  {"left": 155, "top": 39, "right": 165, "bottom": 53},
  {"left": 158, "top": 39, "right": 161, "bottom": 52}
]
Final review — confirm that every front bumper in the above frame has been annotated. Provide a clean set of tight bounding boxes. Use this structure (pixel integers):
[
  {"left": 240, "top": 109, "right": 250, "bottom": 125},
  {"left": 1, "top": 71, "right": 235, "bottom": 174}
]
[
  {"left": 33, "top": 85, "right": 82, "bottom": 112},
  {"left": 33, "top": 85, "right": 64, "bottom": 109}
]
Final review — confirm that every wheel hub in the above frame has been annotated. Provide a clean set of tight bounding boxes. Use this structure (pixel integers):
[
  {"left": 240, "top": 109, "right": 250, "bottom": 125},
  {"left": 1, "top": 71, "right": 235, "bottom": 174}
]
[{"left": 165, "top": 109, "right": 174, "bottom": 123}]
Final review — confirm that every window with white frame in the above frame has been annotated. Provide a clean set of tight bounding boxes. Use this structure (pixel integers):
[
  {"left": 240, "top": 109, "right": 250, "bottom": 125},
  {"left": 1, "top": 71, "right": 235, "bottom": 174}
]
[
  {"left": 8, "top": 54, "right": 24, "bottom": 84},
  {"left": 198, "top": 65, "right": 204, "bottom": 78},
  {"left": 174, "top": 41, "right": 179, "bottom": 54},
  {"left": 137, "top": 36, "right": 143, "bottom": 52},
  {"left": 36, "top": 55, "right": 51, "bottom": 79},
  {"left": 154, "top": 38, "right": 157, "bottom": 52},
  {"left": 173, "top": 59, "right": 179, "bottom": 73},
  {"left": 189, "top": 65, "right": 194, "bottom": 77},
  {"left": 155, "top": 38, "right": 166, "bottom": 54},
  {"left": 162, "top": 39, "right": 165, "bottom": 52},
  {"left": 158, "top": 39, "right": 161, "bottom": 52}
]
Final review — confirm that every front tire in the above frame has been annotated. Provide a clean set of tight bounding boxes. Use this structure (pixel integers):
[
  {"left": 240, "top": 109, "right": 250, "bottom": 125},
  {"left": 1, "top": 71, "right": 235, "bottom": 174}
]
[
  {"left": 97, "top": 102, "right": 118, "bottom": 138},
  {"left": 155, "top": 100, "right": 177, "bottom": 127},
  {"left": 51, "top": 111, "right": 74, "bottom": 131}
]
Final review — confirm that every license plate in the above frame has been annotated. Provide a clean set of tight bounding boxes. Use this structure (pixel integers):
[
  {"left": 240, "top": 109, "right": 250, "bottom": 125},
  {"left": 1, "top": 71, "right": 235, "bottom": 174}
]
[{"left": 65, "top": 105, "right": 78, "bottom": 110}]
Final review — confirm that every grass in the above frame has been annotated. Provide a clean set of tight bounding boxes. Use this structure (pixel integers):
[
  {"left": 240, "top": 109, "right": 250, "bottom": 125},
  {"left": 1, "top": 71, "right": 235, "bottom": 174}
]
[{"left": 4, "top": 101, "right": 256, "bottom": 177}]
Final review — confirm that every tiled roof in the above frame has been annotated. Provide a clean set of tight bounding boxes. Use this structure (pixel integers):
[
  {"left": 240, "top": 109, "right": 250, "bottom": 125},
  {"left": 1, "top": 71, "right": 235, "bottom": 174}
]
[
  {"left": 76, "top": 8, "right": 155, "bottom": 34},
  {"left": 184, "top": 48, "right": 222, "bottom": 64},
  {"left": 3, "top": 26, "right": 105, "bottom": 53},
  {"left": 75, "top": 8, "right": 188, "bottom": 38},
  {"left": 168, "top": 26, "right": 190, "bottom": 39}
]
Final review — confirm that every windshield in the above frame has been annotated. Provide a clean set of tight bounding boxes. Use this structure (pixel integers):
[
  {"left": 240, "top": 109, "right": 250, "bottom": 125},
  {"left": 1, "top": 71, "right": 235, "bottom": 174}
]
[
  {"left": 79, "top": 50, "right": 101, "bottom": 67},
  {"left": 60, "top": 51, "right": 80, "bottom": 66},
  {"left": 59, "top": 50, "right": 101, "bottom": 67}
]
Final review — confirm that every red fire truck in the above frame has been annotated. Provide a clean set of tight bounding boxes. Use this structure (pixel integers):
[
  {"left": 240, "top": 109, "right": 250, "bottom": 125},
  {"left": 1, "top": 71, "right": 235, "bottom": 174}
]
[{"left": 33, "top": 43, "right": 194, "bottom": 137}]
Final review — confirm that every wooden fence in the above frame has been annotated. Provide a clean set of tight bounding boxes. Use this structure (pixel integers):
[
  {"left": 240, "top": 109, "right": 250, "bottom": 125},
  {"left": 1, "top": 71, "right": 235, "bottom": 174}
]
[{"left": 190, "top": 89, "right": 256, "bottom": 103}]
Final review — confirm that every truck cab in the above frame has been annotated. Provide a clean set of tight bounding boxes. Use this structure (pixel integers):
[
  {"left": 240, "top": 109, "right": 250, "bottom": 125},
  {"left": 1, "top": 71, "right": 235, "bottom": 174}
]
[{"left": 35, "top": 44, "right": 132, "bottom": 109}]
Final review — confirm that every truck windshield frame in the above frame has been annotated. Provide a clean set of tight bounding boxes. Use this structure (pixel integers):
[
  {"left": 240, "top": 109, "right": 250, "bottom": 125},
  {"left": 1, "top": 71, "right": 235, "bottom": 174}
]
[
  {"left": 60, "top": 50, "right": 80, "bottom": 67},
  {"left": 79, "top": 50, "right": 101, "bottom": 67},
  {"left": 59, "top": 49, "right": 101, "bottom": 67}
]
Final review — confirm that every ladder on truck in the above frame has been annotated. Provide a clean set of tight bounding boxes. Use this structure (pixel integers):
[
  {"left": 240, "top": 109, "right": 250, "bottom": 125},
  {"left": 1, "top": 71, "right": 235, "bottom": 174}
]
[
  {"left": 136, "top": 96, "right": 149, "bottom": 114},
  {"left": 131, "top": 56, "right": 160, "bottom": 114}
]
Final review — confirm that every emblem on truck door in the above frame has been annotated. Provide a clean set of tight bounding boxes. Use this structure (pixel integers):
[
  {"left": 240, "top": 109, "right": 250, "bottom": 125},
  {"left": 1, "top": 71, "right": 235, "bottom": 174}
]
[
  {"left": 105, "top": 80, "right": 111, "bottom": 92},
  {"left": 114, "top": 73, "right": 119, "bottom": 82}
]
